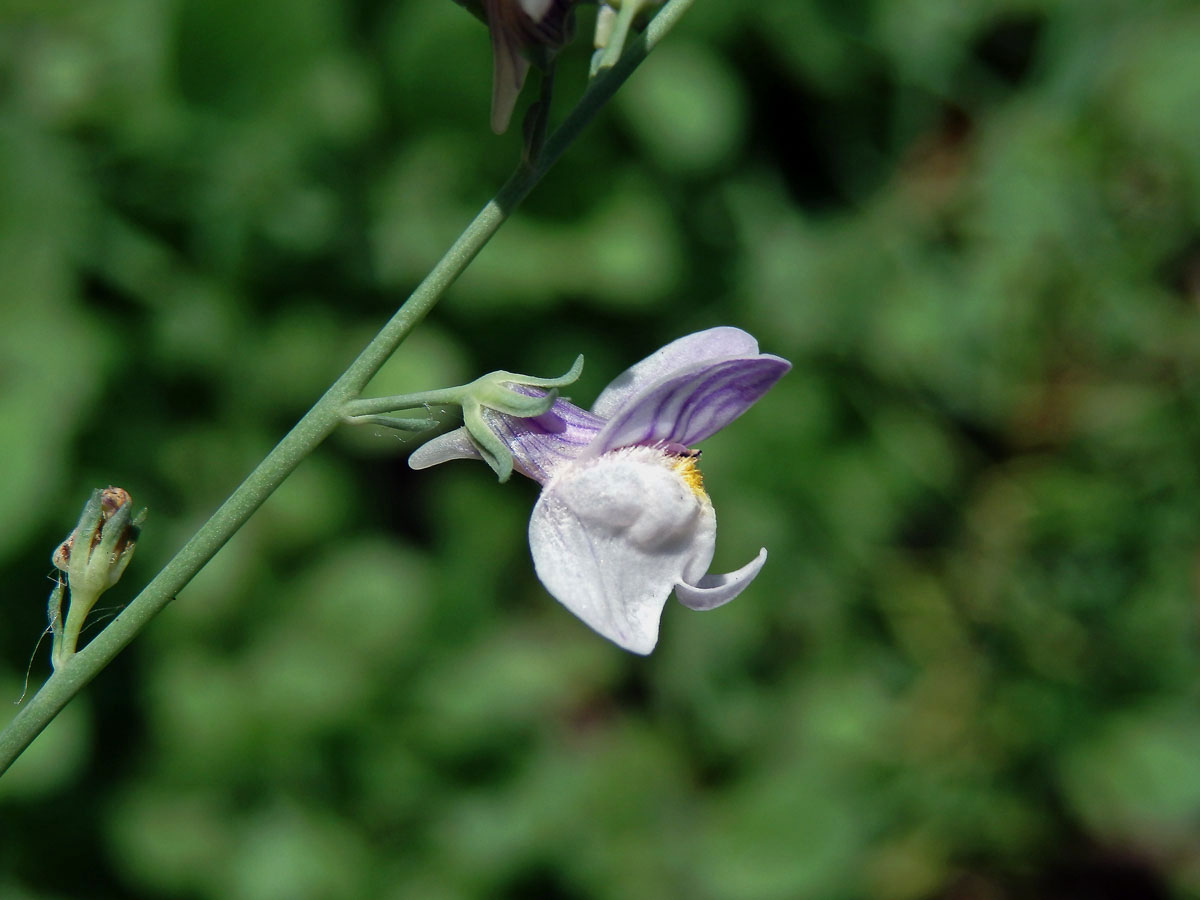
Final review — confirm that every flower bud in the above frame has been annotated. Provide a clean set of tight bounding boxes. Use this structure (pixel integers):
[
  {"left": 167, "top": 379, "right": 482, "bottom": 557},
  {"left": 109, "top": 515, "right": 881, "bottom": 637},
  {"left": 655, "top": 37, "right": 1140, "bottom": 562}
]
[
  {"left": 49, "top": 486, "right": 145, "bottom": 669},
  {"left": 56, "top": 486, "right": 141, "bottom": 592}
]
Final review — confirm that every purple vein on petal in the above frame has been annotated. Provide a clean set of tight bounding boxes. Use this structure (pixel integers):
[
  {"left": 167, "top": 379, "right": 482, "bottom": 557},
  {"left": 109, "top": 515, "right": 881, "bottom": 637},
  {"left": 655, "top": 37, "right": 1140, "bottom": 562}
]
[
  {"left": 590, "top": 356, "right": 791, "bottom": 455},
  {"left": 485, "top": 390, "right": 604, "bottom": 482}
]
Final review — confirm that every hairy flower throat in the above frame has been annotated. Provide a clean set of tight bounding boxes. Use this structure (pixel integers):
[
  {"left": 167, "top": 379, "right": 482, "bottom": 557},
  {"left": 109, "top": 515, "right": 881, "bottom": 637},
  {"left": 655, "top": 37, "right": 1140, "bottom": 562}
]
[{"left": 670, "top": 453, "right": 706, "bottom": 499}]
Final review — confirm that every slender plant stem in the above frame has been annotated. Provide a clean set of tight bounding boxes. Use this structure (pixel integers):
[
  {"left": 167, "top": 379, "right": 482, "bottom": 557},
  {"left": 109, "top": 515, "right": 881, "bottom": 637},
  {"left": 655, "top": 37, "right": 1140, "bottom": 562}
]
[
  {"left": 53, "top": 587, "right": 98, "bottom": 671},
  {"left": 343, "top": 388, "right": 468, "bottom": 417},
  {"left": 0, "top": 0, "right": 695, "bottom": 778}
]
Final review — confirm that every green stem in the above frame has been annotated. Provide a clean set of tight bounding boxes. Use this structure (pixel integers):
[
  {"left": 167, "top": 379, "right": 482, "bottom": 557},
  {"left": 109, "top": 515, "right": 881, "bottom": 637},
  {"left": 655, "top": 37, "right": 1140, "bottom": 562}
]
[
  {"left": 52, "top": 587, "right": 99, "bottom": 671},
  {"left": 343, "top": 388, "right": 467, "bottom": 418},
  {"left": 0, "top": 0, "right": 695, "bottom": 778},
  {"left": 522, "top": 61, "right": 556, "bottom": 166}
]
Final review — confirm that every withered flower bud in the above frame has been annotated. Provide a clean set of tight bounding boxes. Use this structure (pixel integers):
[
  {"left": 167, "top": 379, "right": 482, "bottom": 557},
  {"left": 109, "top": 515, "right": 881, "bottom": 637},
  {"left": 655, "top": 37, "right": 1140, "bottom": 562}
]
[{"left": 454, "top": 0, "right": 581, "bottom": 133}]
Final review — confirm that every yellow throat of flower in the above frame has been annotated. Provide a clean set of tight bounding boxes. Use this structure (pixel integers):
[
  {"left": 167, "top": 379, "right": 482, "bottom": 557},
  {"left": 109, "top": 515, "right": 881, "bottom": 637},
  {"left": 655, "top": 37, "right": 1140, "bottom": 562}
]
[{"left": 671, "top": 453, "right": 707, "bottom": 499}]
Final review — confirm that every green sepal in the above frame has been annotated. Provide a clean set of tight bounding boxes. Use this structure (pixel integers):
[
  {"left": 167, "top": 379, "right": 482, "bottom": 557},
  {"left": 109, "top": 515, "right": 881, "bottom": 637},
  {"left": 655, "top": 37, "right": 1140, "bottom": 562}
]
[
  {"left": 47, "top": 579, "right": 66, "bottom": 666},
  {"left": 462, "top": 398, "right": 515, "bottom": 482},
  {"left": 344, "top": 414, "right": 439, "bottom": 433},
  {"left": 496, "top": 354, "right": 584, "bottom": 389},
  {"left": 65, "top": 491, "right": 104, "bottom": 589},
  {"left": 475, "top": 384, "right": 560, "bottom": 418}
]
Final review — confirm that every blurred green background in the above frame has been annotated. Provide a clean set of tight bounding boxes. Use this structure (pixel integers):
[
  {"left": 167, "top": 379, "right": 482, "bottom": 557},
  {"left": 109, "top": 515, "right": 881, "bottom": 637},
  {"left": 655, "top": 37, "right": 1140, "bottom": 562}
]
[{"left": 3, "top": 0, "right": 1200, "bottom": 897}]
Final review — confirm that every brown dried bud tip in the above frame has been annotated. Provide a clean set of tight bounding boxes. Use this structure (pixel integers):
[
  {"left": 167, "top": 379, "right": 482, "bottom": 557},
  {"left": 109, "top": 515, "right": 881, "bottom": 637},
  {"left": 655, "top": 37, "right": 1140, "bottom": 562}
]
[
  {"left": 99, "top": 485, "right": 133, "bottom": 516},
  {"left": 51, "top": 536, "right": 73, "bottom": 572},
  {"left": 53, "top": 486, "right": 136, "bottom": 571},
  {"left": 52, "top": 485, "right": 143, "bottom": 597}
]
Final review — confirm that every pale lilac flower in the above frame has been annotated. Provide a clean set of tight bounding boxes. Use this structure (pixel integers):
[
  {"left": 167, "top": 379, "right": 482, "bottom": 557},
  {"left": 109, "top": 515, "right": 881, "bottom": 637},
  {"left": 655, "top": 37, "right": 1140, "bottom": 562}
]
[{"left": 410, "top": 327, "right": 791, "bottom": 654}]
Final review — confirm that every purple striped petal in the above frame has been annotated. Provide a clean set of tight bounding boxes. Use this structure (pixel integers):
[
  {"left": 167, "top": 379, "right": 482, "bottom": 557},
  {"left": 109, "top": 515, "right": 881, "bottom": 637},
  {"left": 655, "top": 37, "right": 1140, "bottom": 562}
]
[
  {"left": 408, "top": 391, "right": 604, "bottom": 483},
  {"left": 591, "top": 327, "right": 763, "bottom": 418},
  {"left": 586, "top": 354, "right": 791, "bottom": 457},
  {"left": 480, "top": 396, "right": 604, "bottom": 482}
]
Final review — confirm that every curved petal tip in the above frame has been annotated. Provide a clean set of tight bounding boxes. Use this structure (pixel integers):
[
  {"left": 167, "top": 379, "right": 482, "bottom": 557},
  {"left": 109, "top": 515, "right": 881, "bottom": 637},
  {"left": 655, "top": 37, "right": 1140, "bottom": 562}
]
[{"left": 675, "top": 548, "right": 767, "bottom": 611}]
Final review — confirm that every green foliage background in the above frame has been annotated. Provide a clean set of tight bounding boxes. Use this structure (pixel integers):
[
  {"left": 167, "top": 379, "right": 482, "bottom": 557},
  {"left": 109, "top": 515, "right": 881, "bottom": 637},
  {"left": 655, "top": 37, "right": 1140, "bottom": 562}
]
[{"left": 3, "top": 1, "right": 1200, "bottom": 897}]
